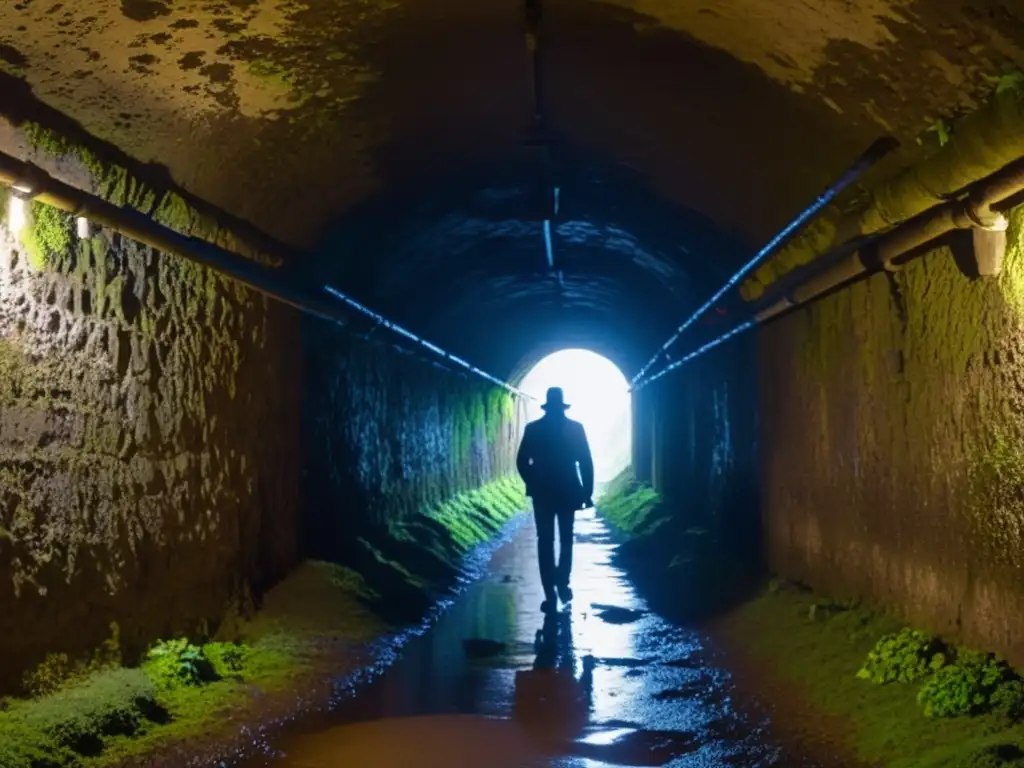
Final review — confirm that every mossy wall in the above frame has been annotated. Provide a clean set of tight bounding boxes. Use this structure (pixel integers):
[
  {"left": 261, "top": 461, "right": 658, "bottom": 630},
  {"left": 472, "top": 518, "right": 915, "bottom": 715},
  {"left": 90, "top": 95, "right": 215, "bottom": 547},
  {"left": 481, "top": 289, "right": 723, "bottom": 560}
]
[
  {"left": 761, "top": 204, "right": 1024, "bottom": 663},
  {"left": 741, "top": 84, "right": 1024, "bottom": 301},
  {"left": 0, "top": 196, "right": 302, "bottom": 696},
  {"left": 301, "top": 320, "right": 526, "bottom": 562},
  {"left": 631, "top": 334, "right": 759, "bottom": 557},
  {"left": 0, "top": 116, "right": 528, "bottom": 704}
]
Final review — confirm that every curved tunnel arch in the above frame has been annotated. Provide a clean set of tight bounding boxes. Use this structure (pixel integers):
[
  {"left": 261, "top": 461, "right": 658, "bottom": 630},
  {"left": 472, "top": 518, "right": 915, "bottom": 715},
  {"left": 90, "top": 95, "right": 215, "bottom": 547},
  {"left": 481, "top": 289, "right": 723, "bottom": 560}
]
[{"left": 315, "top": 146, "right": 750, "bottom": 381}]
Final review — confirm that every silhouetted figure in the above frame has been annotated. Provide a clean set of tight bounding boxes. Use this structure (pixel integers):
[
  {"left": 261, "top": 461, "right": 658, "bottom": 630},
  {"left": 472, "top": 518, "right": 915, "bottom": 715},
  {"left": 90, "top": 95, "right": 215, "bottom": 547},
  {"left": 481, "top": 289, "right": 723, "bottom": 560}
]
[{"left": 516, "top": 387, "right": 594, "bottom": 613}]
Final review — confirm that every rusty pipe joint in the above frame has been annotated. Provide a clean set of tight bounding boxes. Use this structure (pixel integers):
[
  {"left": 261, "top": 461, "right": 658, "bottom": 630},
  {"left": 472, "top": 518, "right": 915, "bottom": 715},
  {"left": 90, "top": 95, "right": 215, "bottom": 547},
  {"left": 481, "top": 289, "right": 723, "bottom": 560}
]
[{"left": 955, "top": 196, "right": 1009, "bottom": 232}]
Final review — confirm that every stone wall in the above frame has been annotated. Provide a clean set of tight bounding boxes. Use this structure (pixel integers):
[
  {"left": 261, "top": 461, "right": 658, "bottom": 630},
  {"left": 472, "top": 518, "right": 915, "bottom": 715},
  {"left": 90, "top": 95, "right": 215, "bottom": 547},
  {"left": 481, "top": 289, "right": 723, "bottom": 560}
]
[
  {"left": 761, "top": 205, "right": 1024, "bottom": 662},
  {"left": 0, "top": 199, "right": 302, "bottom": 694},
  {"left": 632, "top": 335, "right": 759, "bottom": 556},
  {"left": 301, "top": 319, "right": 526, "bottom": 563}
]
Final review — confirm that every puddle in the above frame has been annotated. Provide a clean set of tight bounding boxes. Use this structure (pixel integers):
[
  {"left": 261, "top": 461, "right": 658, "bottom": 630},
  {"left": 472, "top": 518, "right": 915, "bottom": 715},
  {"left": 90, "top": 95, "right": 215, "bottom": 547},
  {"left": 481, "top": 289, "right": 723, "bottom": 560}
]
[{"left": 234, "top": 510, "right": 819, "bottom": 767}]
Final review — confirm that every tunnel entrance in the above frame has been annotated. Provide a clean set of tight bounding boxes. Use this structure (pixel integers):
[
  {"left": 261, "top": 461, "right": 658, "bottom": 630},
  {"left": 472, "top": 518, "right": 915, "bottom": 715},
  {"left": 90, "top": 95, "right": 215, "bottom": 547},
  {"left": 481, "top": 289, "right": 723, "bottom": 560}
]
[{"left": 517, "top": 349, "right": 631, "bottom": 490}]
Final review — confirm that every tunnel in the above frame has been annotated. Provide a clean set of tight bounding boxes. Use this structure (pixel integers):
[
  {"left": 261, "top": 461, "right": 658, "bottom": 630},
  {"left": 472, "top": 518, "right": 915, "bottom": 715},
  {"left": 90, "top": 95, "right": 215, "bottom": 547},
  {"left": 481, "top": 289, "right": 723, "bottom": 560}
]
[{"left": 3, "top": 1, "right": 1024, "bottom": 766}]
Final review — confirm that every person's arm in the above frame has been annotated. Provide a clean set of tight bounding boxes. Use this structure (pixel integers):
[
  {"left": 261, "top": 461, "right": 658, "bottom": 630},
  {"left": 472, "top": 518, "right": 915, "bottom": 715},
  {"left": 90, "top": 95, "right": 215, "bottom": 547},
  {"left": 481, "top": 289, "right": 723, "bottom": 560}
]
[
  {"left": 576, "top": 423, "right": 594, "bottom": 506},
  {"left": 516, "top": 425, "right": 536, "bottom": 494}
]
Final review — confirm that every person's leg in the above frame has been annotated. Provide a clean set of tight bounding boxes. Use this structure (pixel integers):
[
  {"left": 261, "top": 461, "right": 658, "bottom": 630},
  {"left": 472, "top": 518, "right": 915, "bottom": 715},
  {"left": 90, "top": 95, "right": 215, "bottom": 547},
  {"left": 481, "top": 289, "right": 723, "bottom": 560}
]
[
  {"left": 555, "top": 506, "right": 576, "bottom": 600},
  {"left": 533, "top": 501, "right": 557, "bottom": 609}
]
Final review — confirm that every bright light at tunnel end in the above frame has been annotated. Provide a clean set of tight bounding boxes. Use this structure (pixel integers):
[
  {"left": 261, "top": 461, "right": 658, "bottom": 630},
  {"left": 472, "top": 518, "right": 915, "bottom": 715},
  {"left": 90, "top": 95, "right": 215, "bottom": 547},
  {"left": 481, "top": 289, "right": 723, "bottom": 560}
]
[{"left": 518, "top": 349, "right": 632, "bottom": 488}]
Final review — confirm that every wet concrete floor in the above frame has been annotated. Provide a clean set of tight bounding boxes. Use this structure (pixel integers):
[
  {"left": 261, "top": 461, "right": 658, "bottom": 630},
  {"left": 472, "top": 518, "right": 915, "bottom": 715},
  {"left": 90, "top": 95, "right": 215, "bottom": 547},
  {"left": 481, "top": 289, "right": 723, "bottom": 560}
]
[{"left": 239, "top": 510, "right": 815, "bottom": 767}]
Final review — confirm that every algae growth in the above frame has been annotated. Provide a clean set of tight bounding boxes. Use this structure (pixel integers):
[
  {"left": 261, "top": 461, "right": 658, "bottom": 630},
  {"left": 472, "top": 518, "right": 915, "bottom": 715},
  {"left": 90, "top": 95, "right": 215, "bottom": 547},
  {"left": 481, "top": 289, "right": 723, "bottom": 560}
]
[
  {"left": 20, "top": 201, "right": 74, "bottom": 272},
  {"left": 0, "top": 475, "right": 526, "bottom": 768},
  {"left": 722, "top": 581, "right": 1024, "bottom": 767},
  {"left": 740, "top": 74, "right": 1024, "bottom": 301}
]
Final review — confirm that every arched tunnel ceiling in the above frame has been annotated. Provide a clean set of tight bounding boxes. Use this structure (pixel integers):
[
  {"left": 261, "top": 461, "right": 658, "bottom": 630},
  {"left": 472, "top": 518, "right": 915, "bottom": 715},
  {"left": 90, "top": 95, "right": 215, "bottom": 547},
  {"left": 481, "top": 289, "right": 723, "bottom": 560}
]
[{"left": 3, "top": 0, "right": 1024, "bottom": 376}]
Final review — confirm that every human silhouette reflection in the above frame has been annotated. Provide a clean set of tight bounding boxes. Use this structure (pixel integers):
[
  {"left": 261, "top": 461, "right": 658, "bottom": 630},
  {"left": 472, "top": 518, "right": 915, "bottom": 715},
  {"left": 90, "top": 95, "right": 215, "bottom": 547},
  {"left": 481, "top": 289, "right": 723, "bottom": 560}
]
[{"left": 513, "top": 611, "right": 594, "bottom": 746}]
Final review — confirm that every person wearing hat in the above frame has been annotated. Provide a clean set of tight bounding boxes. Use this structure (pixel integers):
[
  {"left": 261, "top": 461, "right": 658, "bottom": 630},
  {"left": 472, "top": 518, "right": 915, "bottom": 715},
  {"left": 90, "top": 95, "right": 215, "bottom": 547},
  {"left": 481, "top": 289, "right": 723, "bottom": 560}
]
[{"left": 516, "top": 386, "right": 595, "bottom": 613}]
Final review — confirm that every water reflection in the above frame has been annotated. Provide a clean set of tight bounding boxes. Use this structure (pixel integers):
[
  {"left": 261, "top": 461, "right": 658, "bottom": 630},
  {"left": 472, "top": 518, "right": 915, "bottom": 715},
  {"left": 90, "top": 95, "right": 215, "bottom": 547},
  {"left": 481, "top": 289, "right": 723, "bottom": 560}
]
[
  {"left": 239, "top": 509, "right": 791, "bottom": 768},
  {"left": 514, "top": 611, "right": 595, "bottom": 744}
]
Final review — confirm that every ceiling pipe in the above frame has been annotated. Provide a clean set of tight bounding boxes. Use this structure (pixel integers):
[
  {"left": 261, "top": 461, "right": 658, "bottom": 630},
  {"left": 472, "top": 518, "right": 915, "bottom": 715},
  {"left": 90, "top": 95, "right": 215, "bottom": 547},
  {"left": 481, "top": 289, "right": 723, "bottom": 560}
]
[
  {"left": 629, "top": 135, "right": 900, "bottom": 389},
  {"left": 634, "top": 152, "right": 1024, "bottom": 390},
  {"left": 753, "top": 154, "right": 1023, "bottom": 324},
  {"left": 0, "top": 150, "right": 533, "bottom": 400},
  {"left": 0, "top": 150, "right": 332, "bottom": 313}
]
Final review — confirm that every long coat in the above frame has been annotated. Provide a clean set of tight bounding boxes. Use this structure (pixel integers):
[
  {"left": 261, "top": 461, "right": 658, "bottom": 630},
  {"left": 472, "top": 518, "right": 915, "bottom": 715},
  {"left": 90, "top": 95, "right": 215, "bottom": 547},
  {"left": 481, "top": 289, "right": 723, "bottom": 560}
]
[{"left": 516, "top": 413, "right": 594, "bottom": 509}]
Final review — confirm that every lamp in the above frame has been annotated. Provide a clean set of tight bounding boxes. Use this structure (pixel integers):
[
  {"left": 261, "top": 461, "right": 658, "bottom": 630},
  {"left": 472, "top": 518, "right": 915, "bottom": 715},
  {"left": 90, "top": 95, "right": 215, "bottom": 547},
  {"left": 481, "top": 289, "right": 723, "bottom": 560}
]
[{"left": 8, "top": 189, "right": 27, "bottom": 236}]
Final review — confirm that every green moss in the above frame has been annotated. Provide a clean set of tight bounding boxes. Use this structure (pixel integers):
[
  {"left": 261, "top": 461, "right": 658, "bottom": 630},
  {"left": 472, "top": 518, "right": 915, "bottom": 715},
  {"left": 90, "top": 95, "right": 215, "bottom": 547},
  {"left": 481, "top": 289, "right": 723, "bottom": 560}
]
[
  {"left": 21, "top": 122, "right": 78, "bottom": 158},
  {"left": 452, "top": 398, "right": 474, "bottom": 464},
  {"left": 596, "top": 468, "right": 666, "bottom": 537},
  {"left": 484, "top": 389, "right": 516, "bottom": 443},
  {"left": 0, "top": 668, "right": 163, "bottom": 768},
  {"left": 469, "top": 392, "right": 485, "bottom": 432},
  {"left": 19, "top": 122, "right": 209, "bottom": 239},
  {"left": 152, "top": 192, "right": 194, "bottom": 233},
  {"left": 999, "top": 209, "right": 1024, "bottom": 320},
  {"left": 22, "top": 624, "right": 122, "bottom": 698},
  {"left": 917, "top": 650, "right": 1010, "bottom": 718},
  {"left": 428, "top": 475, "right": 525, "bottom": 550},
  {"left": 725, "top": 582, "right": 1024, "bottom": 768},
  {"left": 967, "top": 425, "right": 1024, "bottom": 569},
  {"left": 485, "top": 389, "right": 503, "bottom": 443},
  {"left": 0, "top": 586, "right": 355, "bottom": 766},
  {"left": 857, "top": 628, "right": 946, "bottom": 685},
  {"left": 741, "top": 77, "right": 1024, "bottom": 299},
  {"left": 20, "top": 201, "right": 74, "bottom": 271},
  {"left": 143, "top": 640, "right": 218, "bottom": 689},
  {"left": 247, "top": 59, "right": 296, "bottom": 89},
  {"left": 0, "top": 474, "right": 526, "bottom": 767}
]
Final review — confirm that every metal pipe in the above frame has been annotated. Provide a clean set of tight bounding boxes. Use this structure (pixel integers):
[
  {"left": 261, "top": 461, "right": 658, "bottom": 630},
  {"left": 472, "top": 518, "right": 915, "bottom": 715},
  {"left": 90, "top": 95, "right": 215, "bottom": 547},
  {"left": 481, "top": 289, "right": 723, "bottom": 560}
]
[
  {"left": 754, "top": 155, "right": 1024, "bottom": 323},
  {"left": 0, "top": 150, "right": 532, "bottom": 400},
  {"left": 0, "top": 151, "right": 346, "bottom": 318},
  {"left": 323, "top": 287, "right": 535, "bottom": 398},
  {"left": 634, "top": 152, "right": 1024, "bottom": 390},
  {"left": 629, "top": 135, "right": 899, "bottom": 388}
]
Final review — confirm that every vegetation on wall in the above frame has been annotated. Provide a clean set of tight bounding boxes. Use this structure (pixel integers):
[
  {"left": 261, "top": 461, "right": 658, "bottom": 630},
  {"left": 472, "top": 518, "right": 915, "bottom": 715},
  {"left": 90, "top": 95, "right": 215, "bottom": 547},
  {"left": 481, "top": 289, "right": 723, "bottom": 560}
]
[
  {"left": 596, "top": 470, "right": 755, "bottom": 619},
  {"left": 0, "top": 116, "right": 302, "bottom": 728},
  {"left": 17, "top": 121, "right": 279, "bottom": 269},
  {"left": 451, "top": 388, "right": 514, "bottom": 465},
  {"left": 740, "top": 71, "right": 1024, "bottom": 301},
  {"left": 772, "top": 198, "right": 1024, "bottom": 654},
  {"left": 19, "top": 201, "right": 74, "bottom": 271},
  {"left": 721, "top": 580, "right": 1024, "bottom": 767},
  {"left": 352, "top": 474, "right": 526, "bottom": 624},
  {"left": 0, "top": 475, "right": 526, "bottom": 768},
  {"left": 2, "top": 116, "right": 527, "bottom": 768}
]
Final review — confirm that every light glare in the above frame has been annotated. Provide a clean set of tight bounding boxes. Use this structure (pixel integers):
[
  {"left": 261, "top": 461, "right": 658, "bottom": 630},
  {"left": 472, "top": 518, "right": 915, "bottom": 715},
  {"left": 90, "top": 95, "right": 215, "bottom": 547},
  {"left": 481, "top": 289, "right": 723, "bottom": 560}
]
[
  {"left": 8, "top": 193, "right": 26, "bottom": 235},
  {"left": 519, "top": 349, "right": 632, "bottom": 486}
]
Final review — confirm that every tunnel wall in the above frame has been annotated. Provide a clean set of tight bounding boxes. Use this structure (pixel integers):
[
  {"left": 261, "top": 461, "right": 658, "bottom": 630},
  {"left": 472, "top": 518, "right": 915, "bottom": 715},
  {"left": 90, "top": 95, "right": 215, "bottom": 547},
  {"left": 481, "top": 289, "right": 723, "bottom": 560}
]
[
  {"left": 632, "top": 336, "right": 759, "bottom": 555},
  {"left": 301, "top": 320, "right": 526, "bottom": 561},
  {"left": 0, "top": 197, "right": 302, "bottom": 694},
  {"left": 761, "top": 206, "right": 1024, "bottom": 661}
]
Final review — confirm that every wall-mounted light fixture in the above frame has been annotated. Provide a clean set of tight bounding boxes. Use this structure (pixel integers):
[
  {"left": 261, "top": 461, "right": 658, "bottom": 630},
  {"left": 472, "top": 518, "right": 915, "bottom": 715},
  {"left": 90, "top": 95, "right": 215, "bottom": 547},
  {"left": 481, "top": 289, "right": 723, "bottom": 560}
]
[
  {"left": 8, "top": 188, "right": 27, "bottom": 236},
  {"left": 76, "top": 216, "right": 90, "bottom": 239}
]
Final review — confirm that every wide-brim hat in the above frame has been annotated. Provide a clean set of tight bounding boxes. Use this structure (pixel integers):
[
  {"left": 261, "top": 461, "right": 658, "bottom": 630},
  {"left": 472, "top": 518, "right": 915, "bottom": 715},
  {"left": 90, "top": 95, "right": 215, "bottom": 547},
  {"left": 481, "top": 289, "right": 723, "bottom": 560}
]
[{"left": 540, "top": 386, "right": 570, "bottom": 411}]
